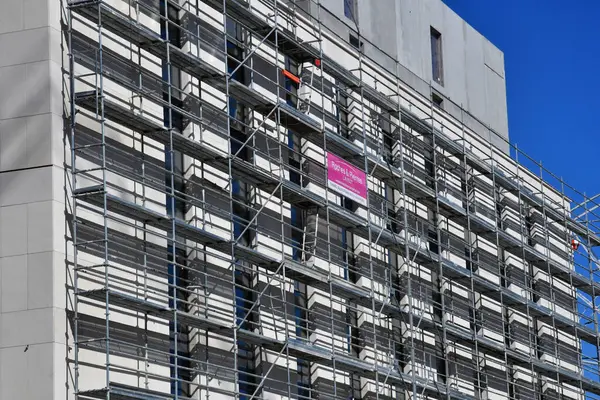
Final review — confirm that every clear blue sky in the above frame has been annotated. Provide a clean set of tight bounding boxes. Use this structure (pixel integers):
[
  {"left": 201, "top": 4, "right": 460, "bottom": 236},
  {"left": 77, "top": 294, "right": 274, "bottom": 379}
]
[{"left": 442, "top": 0, "right": 600, "bottom": 198}]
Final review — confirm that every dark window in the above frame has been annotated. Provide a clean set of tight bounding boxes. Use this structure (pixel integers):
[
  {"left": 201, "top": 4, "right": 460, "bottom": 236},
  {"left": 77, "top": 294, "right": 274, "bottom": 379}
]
[
  {"left": 432, "top": 92, "right": 444, "bottom": 109},
  {"left": 349, "top": 34, "right": 363, "bottom": 51},
  {"left": 160, "top": 1, "right": 183, "bottom": 130},
  {"left": 337, "top": 87, "right": 349, "bottom": 138},
  {"left": 430, "top": 27, "right": 443, "bottom": 85},
  {"left": 344, "top": 0, "right": 357, "bottom": 23},
  {"left": 160, "top": 2, "right": 188, "bottom": 395},
  {"left": 227, "top": 21, "right": 246, "bottom": 126},
  {"left": 284, "top": 58, "right": 300, "bottom": 107}
]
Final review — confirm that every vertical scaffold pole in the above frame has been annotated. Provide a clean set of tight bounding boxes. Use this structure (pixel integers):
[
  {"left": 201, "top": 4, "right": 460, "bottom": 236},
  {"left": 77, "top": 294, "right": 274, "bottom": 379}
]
[
  {"left": 67, "top": 2, "right": 80, "bottom": 398},
  {"left": 221, "top": 0, "right": 239, "bottom": 399},
  {"left": 94, "top": 3, "right": 112, "bottom": 398}
]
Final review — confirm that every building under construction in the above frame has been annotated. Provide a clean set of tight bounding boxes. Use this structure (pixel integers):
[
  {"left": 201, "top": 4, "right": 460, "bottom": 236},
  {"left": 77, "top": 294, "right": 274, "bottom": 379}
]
[{"left": 2, "top": 0, "right": 600, "bottom": 398}]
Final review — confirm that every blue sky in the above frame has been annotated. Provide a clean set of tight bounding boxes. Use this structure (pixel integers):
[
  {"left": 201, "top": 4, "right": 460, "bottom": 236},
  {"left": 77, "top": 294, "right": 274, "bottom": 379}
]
[{"left": 442, "top": 0, "right": 600, "bottom": 198}]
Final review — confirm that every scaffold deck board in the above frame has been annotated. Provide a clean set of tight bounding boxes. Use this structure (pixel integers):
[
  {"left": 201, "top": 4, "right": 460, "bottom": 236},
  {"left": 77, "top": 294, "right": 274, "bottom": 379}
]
[
  {"left": 73, "top": 177, "right": 600, "bottom": 333},
  {"left": 77, "top": 254, "right": 600, "bottom": 391},
  {"left": 75, "top": 153, "right": 597, "bottom": 332},
  {"left": 78, "top": 383, "right": 193, "bottom": 400},
  {"left": 78, "top": 288, "right": 467, "bottom": 397},
  {"left": 80, "top": 243, "right": 598, "bottom": 383},
  {"left": 74, "top": 92, "right": 165, "bottom": 134}
]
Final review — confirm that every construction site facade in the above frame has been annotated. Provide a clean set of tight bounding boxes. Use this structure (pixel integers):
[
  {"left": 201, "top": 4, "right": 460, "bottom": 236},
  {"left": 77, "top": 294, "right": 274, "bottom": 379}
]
[{"left": 1, "top": 0, "right": 600, "bottom": 399}]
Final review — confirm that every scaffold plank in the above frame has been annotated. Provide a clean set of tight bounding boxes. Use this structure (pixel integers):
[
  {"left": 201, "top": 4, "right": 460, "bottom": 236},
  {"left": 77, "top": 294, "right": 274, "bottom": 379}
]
[
  {"left": 72, "top": 91, "right": 600, "bottom": 317},
  {"left": 78, "top": 288, "right": 466, "bottom": 397},
  {"left": 70, "top": 96, "right": 600, "bottom": 301},
  {"left": 78, "top": 383, "right": 195, "bottom": 400},
  {"left": 77, "top": 251, "right": 600, "bottom": 392}
]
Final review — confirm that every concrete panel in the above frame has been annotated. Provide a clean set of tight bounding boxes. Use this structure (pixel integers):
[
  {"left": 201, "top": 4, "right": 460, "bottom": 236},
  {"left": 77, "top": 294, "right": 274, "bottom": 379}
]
[
  {"left": 0, "top": 345, "right": 27, "bottom": 398},
  {"left": 397, "top": 0, "right": 427, "bottom": 80},
  {"left": 318, "top": 0, "right": 345, "bottom": 22},
  {"left": 0, "top": 342, "right": 56, "bottom": 399},
  {"left": 0, "top": 60, "right": 61, "bottom": 119},
  {"left": 463, "top": 23, "right": 486, "bottom": 125},
  {"left": 51, "top": 200, "right": 65, "bottom": 253},
  {"left": 360, "top": 0, "right": 398, "bottom": 64},
  {"left": 53, "top": 341, "right": 68, "bottom": 400},
  {"left": 24, "top": 0, "right": 53, "bottom": 30},
  {"left": 484, "top": 40, "right": 505, "bottom": 78},
  {"left": 27, "top": 201, "right": 54, "bottom": 254},
  {"left": 25, "top": 113, "right": 63, "bottom": 168},
  {"left": 0, "top": 307, "right": 60, "bottom": 347},
  {"left": 0, "top": 166, "right": 55, "bottom": 205},
  {"left": 319, "top": 6, "right": 351, "bottom": 47},
  {"left": 0, "top": 116, "right": 28, "bottom": 171},
  {"left": 27, "top": 251, "right": 55, "bottom": 309},
  {"left": 356, "top": 0, "right": 371, "bottom": 30},
  {"left": 424, "top": 0, "right": 445, "bottom": 46},
  {"left": 0, "top": 0, "right": 24, "bottom": 34},
  {"left": 0, "top": 204, "right": 28, "bottom": 257},
  {"left": 0, "top": 199, "right": 62, "bottom": 256},
  {"left": 29, "top": 60, "right": 62, "bottom": 117},
  {"left": 51, "top": 165, "right": 66, "bottom": 204},
  {"left": 0, "top": 27, "right": 52, "bottom": 67},
  {"left": 1, "top": 255, "right": 28, "bottom": 313},
  {"left": 0, "top": 0, "right": 59, "bottom": 32},
  {"left": 485, "top": 65, "right": 509, "bottom": 150},
  {"left": 27, "top": 342, "right": 56, "bottom": 398},
  {"left": 0, "top": 113, "right": 62, "bottom": 171},
  {"left": 441, "top": 3, "right": 467, "bottom": 107},
  {"left": 50, "top": 25, "right": 62, "bottom": 65},
  {"left": 397, "top": 63, "right": 430, "bottom": 100},
  {"left": 0, "top": 64, "right": 28, "bottom": 120}
]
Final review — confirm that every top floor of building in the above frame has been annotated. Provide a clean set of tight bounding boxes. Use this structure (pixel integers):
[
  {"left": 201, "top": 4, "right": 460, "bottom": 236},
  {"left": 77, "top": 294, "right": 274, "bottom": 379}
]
[{"left": 297, "top": 0, "right": 509, "bottom": 152}]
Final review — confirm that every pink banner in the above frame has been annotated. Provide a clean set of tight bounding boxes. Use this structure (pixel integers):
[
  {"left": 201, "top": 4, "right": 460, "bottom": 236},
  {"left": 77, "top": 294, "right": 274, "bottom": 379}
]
[{"left": 327, "top": 152, "right": 367, "bottom": 206}]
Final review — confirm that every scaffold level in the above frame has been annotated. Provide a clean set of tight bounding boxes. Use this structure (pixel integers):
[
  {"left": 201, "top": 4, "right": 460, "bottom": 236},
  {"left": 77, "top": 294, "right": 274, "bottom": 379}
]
[{"left": 64, "top": 0, "right": 600, "bottom": 399}]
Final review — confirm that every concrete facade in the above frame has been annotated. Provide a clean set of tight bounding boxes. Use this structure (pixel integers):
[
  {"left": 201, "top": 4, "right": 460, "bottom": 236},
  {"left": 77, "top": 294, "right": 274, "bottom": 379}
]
[
  {"left": 0, "top": 0, "right": 65, "bottom": 398},
  {"left": 313, "top": 0, "right": 509, "bottom": 151}
]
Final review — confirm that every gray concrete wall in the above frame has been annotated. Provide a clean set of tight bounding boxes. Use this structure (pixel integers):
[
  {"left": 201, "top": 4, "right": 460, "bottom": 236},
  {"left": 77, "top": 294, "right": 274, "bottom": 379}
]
[
  {"left": 316, "top": 0, "right": 509, "bottom": 152},
  {"left": 0, "top": 0, "right": 65, "bottom": 397}
]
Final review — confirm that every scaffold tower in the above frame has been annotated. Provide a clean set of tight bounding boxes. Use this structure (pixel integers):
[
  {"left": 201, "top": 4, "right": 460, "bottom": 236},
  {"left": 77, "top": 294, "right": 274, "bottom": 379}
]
[{"left": 63, "top": 0, "right": 600, "bottom": 399}]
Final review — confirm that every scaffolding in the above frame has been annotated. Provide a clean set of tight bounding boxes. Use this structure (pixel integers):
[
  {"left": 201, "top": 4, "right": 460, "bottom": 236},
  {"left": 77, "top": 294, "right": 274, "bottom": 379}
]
[{"left": 63, "top": 0, "right": 600, "bottom": 399}]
